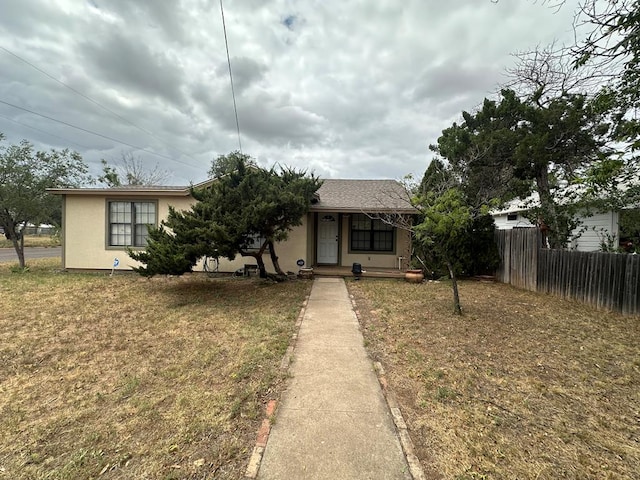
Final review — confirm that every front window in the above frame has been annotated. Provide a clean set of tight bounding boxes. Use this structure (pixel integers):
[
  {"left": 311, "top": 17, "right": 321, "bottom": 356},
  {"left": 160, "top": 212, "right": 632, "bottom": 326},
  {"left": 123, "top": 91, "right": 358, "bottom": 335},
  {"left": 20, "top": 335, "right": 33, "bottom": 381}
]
[
  {"left": 350, "top": 213, "right": 394, "bottom": 252},
  {"left": 244, "top": 233, "right": 268, "bottom": 251},
  {"left": 108, "top": 201, "right": 156, "bottom": 247}
]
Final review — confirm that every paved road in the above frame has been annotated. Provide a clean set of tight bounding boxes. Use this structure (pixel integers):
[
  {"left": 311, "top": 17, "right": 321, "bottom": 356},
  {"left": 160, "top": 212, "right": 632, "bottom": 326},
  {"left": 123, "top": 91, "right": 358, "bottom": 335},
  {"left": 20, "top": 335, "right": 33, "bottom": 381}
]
[{"left": 0, "top": 247, "right": 61, "bottom": 263}]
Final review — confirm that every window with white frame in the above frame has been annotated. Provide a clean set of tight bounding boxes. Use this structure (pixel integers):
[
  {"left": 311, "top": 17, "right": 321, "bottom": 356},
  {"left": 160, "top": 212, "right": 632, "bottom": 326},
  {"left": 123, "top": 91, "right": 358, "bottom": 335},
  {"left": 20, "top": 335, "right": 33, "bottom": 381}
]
[
  {"left": 350, "top": 214, "right": 394, "bottom": 252},
  {"left": 244, "top": 233, "right": 268, "bottom": 251},
  {"left": 108, "top": 201, "right": 156, "bottom": 247}
]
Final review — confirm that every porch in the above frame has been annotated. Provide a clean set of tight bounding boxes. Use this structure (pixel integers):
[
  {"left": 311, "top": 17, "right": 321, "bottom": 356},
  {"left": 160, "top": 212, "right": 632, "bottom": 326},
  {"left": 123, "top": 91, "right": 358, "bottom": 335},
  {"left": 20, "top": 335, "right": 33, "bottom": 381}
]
[{"left": 310, "top": 265, "right": 406, "bottom": 279}]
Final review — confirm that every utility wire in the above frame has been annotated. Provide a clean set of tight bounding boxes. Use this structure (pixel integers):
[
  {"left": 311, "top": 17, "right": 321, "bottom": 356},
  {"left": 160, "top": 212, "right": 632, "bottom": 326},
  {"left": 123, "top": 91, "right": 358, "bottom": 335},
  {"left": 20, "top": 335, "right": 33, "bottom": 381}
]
[
  {"left": 0, "top": 98, "right": 197, "bottom": 168},
  {"left": 0, "top": 46, "right": 201, "bottom": 163},
  {"left": 219, "top": 0, "right": 242, "bottom": 153},
  {"left": 0, "top": 112, "right": 94, "bottom": 150}
]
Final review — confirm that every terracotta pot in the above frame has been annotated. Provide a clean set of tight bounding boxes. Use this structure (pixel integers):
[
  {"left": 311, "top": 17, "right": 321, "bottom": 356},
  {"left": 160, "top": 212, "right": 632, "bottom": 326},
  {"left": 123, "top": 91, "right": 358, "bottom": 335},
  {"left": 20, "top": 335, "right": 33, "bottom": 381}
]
[
  {"left": 405, "top": 269, "right": 424, "bottom": 283},
  {"left": 298, "top": 267, "right": 314, "bottom": 279}
]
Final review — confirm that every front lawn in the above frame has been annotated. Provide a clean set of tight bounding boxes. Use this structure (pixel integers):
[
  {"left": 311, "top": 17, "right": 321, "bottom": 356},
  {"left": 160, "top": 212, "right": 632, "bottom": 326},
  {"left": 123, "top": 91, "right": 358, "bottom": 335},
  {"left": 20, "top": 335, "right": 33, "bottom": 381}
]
[
  {"left": 0, "top": 259, "right": 310, "bottom": 479},
  {"left": 349, "top": 278, "right": 640, "bottom": 480}
]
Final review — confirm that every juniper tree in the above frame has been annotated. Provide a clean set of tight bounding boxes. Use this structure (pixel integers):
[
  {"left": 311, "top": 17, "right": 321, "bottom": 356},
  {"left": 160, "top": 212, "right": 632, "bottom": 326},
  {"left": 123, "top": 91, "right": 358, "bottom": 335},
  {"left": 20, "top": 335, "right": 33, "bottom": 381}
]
[
  {"left": 130, "top": 154, "right": 321, "bottom": 278},
  {"left": 432, "top": 89, "right": 611, "bottom": 249}
]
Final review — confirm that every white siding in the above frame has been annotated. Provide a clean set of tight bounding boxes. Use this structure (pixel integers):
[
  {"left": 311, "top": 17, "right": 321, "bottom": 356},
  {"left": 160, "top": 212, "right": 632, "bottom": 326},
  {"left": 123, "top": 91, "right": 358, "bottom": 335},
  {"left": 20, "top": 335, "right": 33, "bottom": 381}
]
[
  {"left": 492, "top": 210, "right": 619, "bottom": 252},
  {"left": 493, "top": 212, "right": 534, "bottom": 230},
  {"left": 570, "top": 211, "right": 619, "bottom": 252}
]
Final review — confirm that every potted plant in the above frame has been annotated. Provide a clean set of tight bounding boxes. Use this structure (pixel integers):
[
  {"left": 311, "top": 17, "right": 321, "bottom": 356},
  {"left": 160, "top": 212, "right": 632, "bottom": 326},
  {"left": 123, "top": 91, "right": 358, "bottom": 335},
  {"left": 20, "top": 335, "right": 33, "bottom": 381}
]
[{"left": 404, "top": 268, "right": 424, "bottom": 283}]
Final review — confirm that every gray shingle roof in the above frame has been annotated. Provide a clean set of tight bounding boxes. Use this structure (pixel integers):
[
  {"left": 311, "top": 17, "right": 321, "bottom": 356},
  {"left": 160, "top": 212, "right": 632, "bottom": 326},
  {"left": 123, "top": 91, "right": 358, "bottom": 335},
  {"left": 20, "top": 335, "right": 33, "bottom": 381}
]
[
  {"left": 311, "top": 179, "right": 415, "bottom": 213},
  {"left": 49, "top": 178, "right": 417, "bottom": 212}
]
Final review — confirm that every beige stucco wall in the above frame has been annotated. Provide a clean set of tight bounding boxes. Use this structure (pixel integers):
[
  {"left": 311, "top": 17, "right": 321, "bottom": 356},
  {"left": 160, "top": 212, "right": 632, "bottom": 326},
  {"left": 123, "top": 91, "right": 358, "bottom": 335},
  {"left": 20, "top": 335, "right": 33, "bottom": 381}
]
[
  {"left": 63, "top": 195, "right": 194, "bottom": 270},
  {"left": 62, "top": 194, "right": 311, "bottom": 274},
  {"left": 215, "top": 217, "right": 310, "bottom": 274}
]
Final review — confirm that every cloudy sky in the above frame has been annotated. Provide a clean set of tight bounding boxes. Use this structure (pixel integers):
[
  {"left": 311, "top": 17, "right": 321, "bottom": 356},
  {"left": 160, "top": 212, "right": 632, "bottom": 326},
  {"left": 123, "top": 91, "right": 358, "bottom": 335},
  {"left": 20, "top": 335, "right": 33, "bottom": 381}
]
[{"left": 0, "top": 0, "right": 584, "bottom": 185}]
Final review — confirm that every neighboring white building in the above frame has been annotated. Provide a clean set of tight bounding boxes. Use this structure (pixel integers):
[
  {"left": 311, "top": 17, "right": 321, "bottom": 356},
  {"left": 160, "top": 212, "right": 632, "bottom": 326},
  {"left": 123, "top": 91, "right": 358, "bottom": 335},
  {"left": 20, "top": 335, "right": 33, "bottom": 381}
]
[{"left": 491, "top": 195, "right": 619, "bottom": 252}]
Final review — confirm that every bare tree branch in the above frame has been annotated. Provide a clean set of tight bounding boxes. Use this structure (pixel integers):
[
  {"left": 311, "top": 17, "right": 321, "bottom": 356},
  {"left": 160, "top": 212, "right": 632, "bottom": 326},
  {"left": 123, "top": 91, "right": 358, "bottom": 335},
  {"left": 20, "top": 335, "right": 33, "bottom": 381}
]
[{"left": 502, "top": 42, "right": 617, "bottom": 104}]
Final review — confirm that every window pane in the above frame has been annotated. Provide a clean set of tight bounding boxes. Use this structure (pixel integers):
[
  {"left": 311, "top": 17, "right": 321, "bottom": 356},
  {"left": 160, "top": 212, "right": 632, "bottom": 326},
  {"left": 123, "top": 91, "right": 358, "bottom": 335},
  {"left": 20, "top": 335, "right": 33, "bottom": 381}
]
[
  {"left": 110, "top": 202, "right": 131, "bottom": 223},
  {"left": 110, "top": 223, "right": 131, "bottom": 246},
  {"left": 351, "top": 214, "right": 371, "bottom": 230},
  {"left": 135, "top": 224, "right": 149, "bottom": 246},
  {"left": 133, "top": 202, "right": 156, "bottom": 246},
  {"left": 373, "top": 219, "right": 393, "bottom": 231},
  {"left": 373, "top": 231, "right": 393, "bottom": 251},
  {"left": 245, "top": 234, "right": 266, "bottom": 250},
  {"left": 135, "top": 202, "right": 156, "bottom": 225},
  {"left": 351, "top": 231, "right": 370, "bottom": 251}
]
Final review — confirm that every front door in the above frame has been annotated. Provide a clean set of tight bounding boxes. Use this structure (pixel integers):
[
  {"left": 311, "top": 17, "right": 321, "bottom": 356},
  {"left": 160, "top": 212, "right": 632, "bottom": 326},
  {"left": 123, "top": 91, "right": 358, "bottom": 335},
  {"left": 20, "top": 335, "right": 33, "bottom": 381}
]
[{"left": 317, "top": 214, "right": 339, "bottom": 264}]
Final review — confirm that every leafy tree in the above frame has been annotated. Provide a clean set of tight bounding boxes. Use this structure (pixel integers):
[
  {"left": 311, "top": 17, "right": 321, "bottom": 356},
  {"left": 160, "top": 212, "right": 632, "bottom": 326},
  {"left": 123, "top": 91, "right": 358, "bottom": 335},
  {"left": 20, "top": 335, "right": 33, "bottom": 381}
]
[
  {"left": 130, "top": 154, "right": 321, "bottom": 278},
  {"left": 0, "top": 134, "right": 90, "bottom": 268},
  {"left": 415, "top": 159, "right": 500, "bottom": 279},
  {"left": 432, "top": 88, "right": 612, "bottom": 249},
  {"left": 209, "top": 150, "right": 257, "bottom": 179},
  {"left": 381, "top": 171, "right": 498, "bottom": 314},
  {"left": 619, "top": 208, "right": 640, "bottom": 252},
  {"left": 97, "top": 160, "right": 121, "bottom": 187},
  {"left": 419, "top": 158, "right": 453, "bottom": 196},
  {"left": 414, "top": 188, "right": 474, "bottom": 315},
  {"left": 574, "top": 0, "right": 640, "bottom": 149},
  {"left": 98, "top": 152, "right": 171, "bottom": 186}
]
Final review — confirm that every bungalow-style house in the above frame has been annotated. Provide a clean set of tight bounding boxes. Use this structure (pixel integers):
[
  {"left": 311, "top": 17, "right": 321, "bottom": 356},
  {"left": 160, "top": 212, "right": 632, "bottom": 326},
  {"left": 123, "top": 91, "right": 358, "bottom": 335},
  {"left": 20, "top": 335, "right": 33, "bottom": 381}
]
[
  {"left": 491, "top": 195, "right": 619, "bottom": 251},
  {"left": 48, "top": 179, "right": 416, "bottom": 273}
]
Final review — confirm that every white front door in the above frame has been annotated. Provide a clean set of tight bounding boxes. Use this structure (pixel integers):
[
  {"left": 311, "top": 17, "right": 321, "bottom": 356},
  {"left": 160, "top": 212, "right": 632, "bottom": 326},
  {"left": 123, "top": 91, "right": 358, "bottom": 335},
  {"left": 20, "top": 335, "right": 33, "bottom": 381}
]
[{"left": 317, "top": 214, "right": 339, "bottom": 264}]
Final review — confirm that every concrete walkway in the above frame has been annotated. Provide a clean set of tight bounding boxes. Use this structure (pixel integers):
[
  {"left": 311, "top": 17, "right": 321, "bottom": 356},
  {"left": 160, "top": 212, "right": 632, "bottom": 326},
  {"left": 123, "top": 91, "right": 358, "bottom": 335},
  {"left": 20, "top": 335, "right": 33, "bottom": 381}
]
[{"left": 257, "top": 277, "right": 412, "bottom": 479}]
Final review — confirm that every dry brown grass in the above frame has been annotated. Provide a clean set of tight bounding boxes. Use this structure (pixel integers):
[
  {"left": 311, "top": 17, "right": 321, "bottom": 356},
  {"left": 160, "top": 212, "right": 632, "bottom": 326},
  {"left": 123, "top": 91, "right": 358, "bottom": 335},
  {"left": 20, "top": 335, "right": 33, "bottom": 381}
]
[
  {"left": 348, "top": 278, "right": 640, "bottom": 480},
  {"left": 0, "top": 258, "right": 311, "bottom": 479},
  {"left": 0, "top": 235, "right": 61, "bottom": 249}
]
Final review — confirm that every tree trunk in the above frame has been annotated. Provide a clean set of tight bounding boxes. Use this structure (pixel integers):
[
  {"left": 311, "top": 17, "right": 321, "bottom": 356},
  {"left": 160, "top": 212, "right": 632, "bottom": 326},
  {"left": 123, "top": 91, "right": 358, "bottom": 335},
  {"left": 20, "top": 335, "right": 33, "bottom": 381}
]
[
  {"left": 240, "top": 241, "right": 269, "bottom": 278},
  {"left": 535, "top": 168, "right": 564, "bottom": 249},
  {"left": 255, "top": 254, "right": 267, "bottom": 278},
  {"left": 267, "top": 240, "right": 285, "bottom": 276},
  {"left": 6, "top": 224, "right": 26, "bottom": 269},
  {"left": 446, "top": 259, "right": 462, "bottom": 315}
]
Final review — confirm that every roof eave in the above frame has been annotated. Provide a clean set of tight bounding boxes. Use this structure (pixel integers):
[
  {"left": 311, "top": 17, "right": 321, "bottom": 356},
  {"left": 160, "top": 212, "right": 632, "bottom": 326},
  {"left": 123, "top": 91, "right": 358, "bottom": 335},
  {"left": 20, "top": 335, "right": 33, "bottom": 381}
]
[
  {"left": 310, "top": 206, "right": 417, "bottom": 214},
  {"left": 46, "top": 188, "right": 191, "bottom": 197}
]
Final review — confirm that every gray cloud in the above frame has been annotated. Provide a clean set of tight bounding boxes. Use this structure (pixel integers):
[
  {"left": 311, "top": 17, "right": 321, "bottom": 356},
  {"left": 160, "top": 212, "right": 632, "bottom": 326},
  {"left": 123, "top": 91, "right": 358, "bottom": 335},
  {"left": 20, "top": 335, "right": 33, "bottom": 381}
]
[
  {"left": 412, "top": 63, "right": 500, "bottom": 102},
  {"left": 89, "top": 0, "right": 193, "bottom": 44},
  {"left": 79, "top": 31, "right": 185, "bottom": 106},
  {"left": 0, "top": 0, "right": 586, "bottom": 185},
  {"left": 216, "top": 57, "right": 268, "bottom": 94},
  {"left": 191, "top": 81, "right": 325, "bottom": 146}
]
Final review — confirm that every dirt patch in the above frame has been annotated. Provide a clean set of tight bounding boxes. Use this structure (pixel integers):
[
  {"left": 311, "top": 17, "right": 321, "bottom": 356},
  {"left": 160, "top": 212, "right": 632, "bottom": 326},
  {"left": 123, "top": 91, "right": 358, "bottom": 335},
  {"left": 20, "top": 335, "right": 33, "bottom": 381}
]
[
  {"left": 349, "top": 278, "right": 640, "bottom": 480},
  {"left": 0, "top": 259, "right": 311, "bottom": 479}
]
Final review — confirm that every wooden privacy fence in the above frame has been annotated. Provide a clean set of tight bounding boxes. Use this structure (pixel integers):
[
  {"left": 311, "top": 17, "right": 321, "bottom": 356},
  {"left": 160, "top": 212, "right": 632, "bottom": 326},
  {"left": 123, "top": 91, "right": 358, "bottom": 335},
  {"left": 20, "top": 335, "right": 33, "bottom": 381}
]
[
  {"left": 495, "top": 228, "right": 640, "bottom": 315},
  {"left": 494, "top": 228, "right": 539, "bottom": 291}
]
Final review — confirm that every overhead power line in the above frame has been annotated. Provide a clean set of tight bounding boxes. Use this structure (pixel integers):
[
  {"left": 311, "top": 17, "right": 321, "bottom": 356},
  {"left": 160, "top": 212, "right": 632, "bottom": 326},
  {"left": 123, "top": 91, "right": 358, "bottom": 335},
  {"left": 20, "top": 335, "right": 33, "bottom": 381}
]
[
  {"left": 219, "top": 0, "right": 243, "bottom": 153},
  {"left": 0, "top": 112, "right": 94, "bottom": 150},
  {"left": 0, "top": 46, "right": 201, "bottom": 163},
  {"left": 0, "top": 98, "right": 197, "bottom": 168}
]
